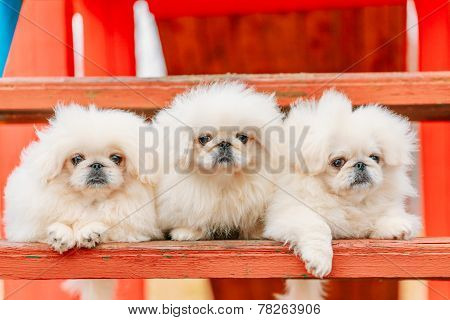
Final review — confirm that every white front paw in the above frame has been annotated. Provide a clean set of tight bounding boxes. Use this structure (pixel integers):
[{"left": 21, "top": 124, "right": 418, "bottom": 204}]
[
  {"left": 76, "top": 222, "right": 108, "bottom": 248},
  {"left": 170, "top": 227, "right": 204, "bottom": 241},
  {"left": 371, "top": 215, "right": 420, "bottom": 240},
  {"left": 47, "top": 223, "right": 75, "bottom": 253},
  {"left": 298, "top": 243, "right": 333, "bottom": 278}
]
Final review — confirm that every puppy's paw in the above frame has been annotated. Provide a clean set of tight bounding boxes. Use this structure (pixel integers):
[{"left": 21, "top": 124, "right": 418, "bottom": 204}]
[
  {"left": 76, "top": 222, "right": 108, "bottom": 248},
  {"left": 170, "top": 227, "right": 204, "bottom": 241},
  {"left": 297, "top": 243, "right": 333, "bottom": 278},
  {"left": 371, "top": 215, "right": 420, "bottom": 240},
  {"left": 47, "top": 223, "right": 75, "bottom": 253}
]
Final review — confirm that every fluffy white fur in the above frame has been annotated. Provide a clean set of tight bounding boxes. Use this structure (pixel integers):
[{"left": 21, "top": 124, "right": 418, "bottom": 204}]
[
  {"left": 150, "top": 82, "right": 282, "bottom": 240},
  {"left": 264, "top": 90, "right": 421, "bottom": 298},
  {"left": 277, "top": 280, "right": 325, "bottom": 300},
  {"left": 4, "top": 105, "right": 163, "bottom": 299}
]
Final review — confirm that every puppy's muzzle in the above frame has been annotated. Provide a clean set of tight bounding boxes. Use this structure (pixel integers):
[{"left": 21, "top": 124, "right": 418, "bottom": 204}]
[
  {"left": 350, "top": 162, "right": 371, "bottom": 186},
  {"left": 215, "top": 140, "right": 234, "bottom": 165},
  {"left": 218, "top": 141, "right": 231, "bottom": 149},
  {"left": 86, "top": 162, "right": 108, "bottom": 186}
]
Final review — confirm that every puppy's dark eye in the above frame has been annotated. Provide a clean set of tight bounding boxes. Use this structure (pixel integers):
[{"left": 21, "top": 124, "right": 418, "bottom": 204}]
[
  {"left": 331, "top": 158, "right": 346, "bottom": 168},
  {"left": 71, "top": 154, "right": 85, "bottom": 166},
  {"left": 236, "top": 133, "right": 248, "bottom": 144},
  {"left": 198, "top": 134, "right": 212, "bottom": 146},
  {"left": 369, "top": 154, "right": 380, "bottom": 163},
  {"left": 110, "top": 154, "right": 122, "bottom": 165}
]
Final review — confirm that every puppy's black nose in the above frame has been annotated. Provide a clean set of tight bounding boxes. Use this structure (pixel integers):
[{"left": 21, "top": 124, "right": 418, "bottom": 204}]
[
  {"left": 90, "top": 163, "right": 104, "bottom": 170},
  {"left": 354, "top": 162, "right": 366, "bottom": 171},
  {"left": 219, "top": 141, "right": 231, "bottom": 149}
]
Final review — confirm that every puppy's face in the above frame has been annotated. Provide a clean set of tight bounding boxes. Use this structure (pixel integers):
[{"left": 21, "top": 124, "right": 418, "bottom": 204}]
[
  {"left": 192, "top": 127, "right": 262, "bottom": 174},
  {"left": 321, "top": 140, "right": 384, "bottom": 197},
  {"left": 297, "top": 121, "right": 389, "bottom": 200},
  {"left": 63, "top": 147, "right": 127, "bottom": 193},
  {"left": 291, "top": 98, "right": 415, "bottom": 202},
  {"left": 29, "top": 105, "right": 147, "bottom": 200},
  {"left": 159, "top": 82, "right": 281, "bottom": 177}
]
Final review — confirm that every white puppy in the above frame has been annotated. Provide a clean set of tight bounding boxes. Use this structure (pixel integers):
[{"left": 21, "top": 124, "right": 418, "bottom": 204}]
[
  {"left": 264, "top": 90, "right": 421, "bottom": 298},
  {"left": 149, "top": 82, "right": 282, "bottom": 240},
  {"left": 4, "top": 105, "right": 163, "bottom": 298}
]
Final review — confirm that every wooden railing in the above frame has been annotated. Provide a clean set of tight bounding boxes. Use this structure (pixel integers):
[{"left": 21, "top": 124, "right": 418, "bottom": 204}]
[
  {"left": 1, "top": 238, "right": 449, "bottom": 280},
  {"left": 0, "top": 72, "right": 449, "bottom": 122}
]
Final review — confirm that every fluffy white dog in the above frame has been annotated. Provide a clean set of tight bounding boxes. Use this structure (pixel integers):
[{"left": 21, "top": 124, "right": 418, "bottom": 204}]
[
  {"left": 4, "top": 105, "right": 163, "bottom": 298},
  {"left": 264, "top": 90, "right": 421, "bottom": 298},
  {"left": 150, "top": 82, "right": 282, "bottom": 240}
]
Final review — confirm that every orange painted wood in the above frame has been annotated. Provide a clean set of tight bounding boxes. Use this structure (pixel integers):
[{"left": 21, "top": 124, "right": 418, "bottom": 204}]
[
  {"left": 3, "top": 0, "right": 74, "bottom": 77},
  {"left": 0, "top": 238, "right": 449, "bottom": 280},
  {"left": 0, "top": 72, "right": 449, "bottom": 121},
  {"left": 416, "top": 0, "right": 450, "bottom": 300},
  {"left": 72, "top": 0, "right": 136, "bottom": 76},
  {"left": 4, "top": 280, "right": 74, "bottom": 300},
  {"left": 115, "top": 280, "right": 146, "bottom": 300}
]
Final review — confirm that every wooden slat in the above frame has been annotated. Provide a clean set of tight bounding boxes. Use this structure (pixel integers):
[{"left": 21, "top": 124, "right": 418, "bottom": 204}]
[
  {"left": 0, "top": 238, "right": 449, "bottom": 280},
  {"left": 149, "top": 0, "right": 406, "bottom": 19},
  {"left": 416, "top": 0, "right": 450, "bottom": 300},
  {"left": 0, "top": 72, "right": 449, "bottom": 122},
  {"left": 157, "top": 7, "right": 406, "bottom": 75}
]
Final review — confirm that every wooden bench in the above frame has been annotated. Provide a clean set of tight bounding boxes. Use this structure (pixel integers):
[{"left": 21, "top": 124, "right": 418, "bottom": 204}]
[
  {"left": 0, "top": 71, "right": 449, "bottom": 280},
  {"left": 0, "top": 238, "right": 449, "bottom": 279}
]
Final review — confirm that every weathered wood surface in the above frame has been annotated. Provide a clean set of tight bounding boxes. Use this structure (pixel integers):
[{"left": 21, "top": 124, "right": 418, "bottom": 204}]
[
  {"left": 150, "top": 0, "right": 407, "bottom": 19},
  {"left": 0, "top": 238, "right": 449, "bottom": 280},
  {"left": 0, "top": 72, "right": 449, "bottom": 122}
]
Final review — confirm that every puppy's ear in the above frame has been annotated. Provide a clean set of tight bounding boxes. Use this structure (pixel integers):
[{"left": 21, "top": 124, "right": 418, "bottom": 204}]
[
  {"left": 135, "top": 131, "right": 155, "bottom": 185},
  {"left": 285, "top": 90, "right": 353, "bottom": 175},
  {"left": 285, "top": 101, "right": 329, "bottom": 175},
  {"left": 174, "top": 128, "right": 194, "bottom": 172},
  {"left": 355, "top": 105, "right": 416, "bottom": 167},
  {"left": 24, "top": 138, "right": 65, "bottom": 184},
  {"left": 259, "top": 126, "right": 283, "bottom": 173},
  {"left": 124, "top": 144, "right": 141, "bottom": 179},
  {"left": 289, "top": 125, "right": 329, "bottom": 175},
  {"left": 123, "top": 123, "right": 160, "bottom": 185},
  {"left": 27, "top": 104, "right": 80, "bottom": 184}
]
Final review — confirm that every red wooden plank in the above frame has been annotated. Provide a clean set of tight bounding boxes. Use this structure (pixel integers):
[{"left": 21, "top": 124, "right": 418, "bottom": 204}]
[
  {"left": 72, "top": 0, "right": 136, "bottom": 76},
  {"left": 0, "top": 238, "right": 449, "bottom": 280},
  {"left": 0, "top": 72, "right": 449, "bottom": 121},
  {"left": 211, "top": 279, "right": 284, "bottom": 300},
  {"left": 156, "top": 6, "right": 406, "bottom": 75},
  {"left": 3, "top": 0, "right": 73, "bottom": 77},
  {"left": 416, "top": 0, "right": 450, "bottom": 300},
  {"left": 148, "top": 0, "right": 406, "bottom": 19}
]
